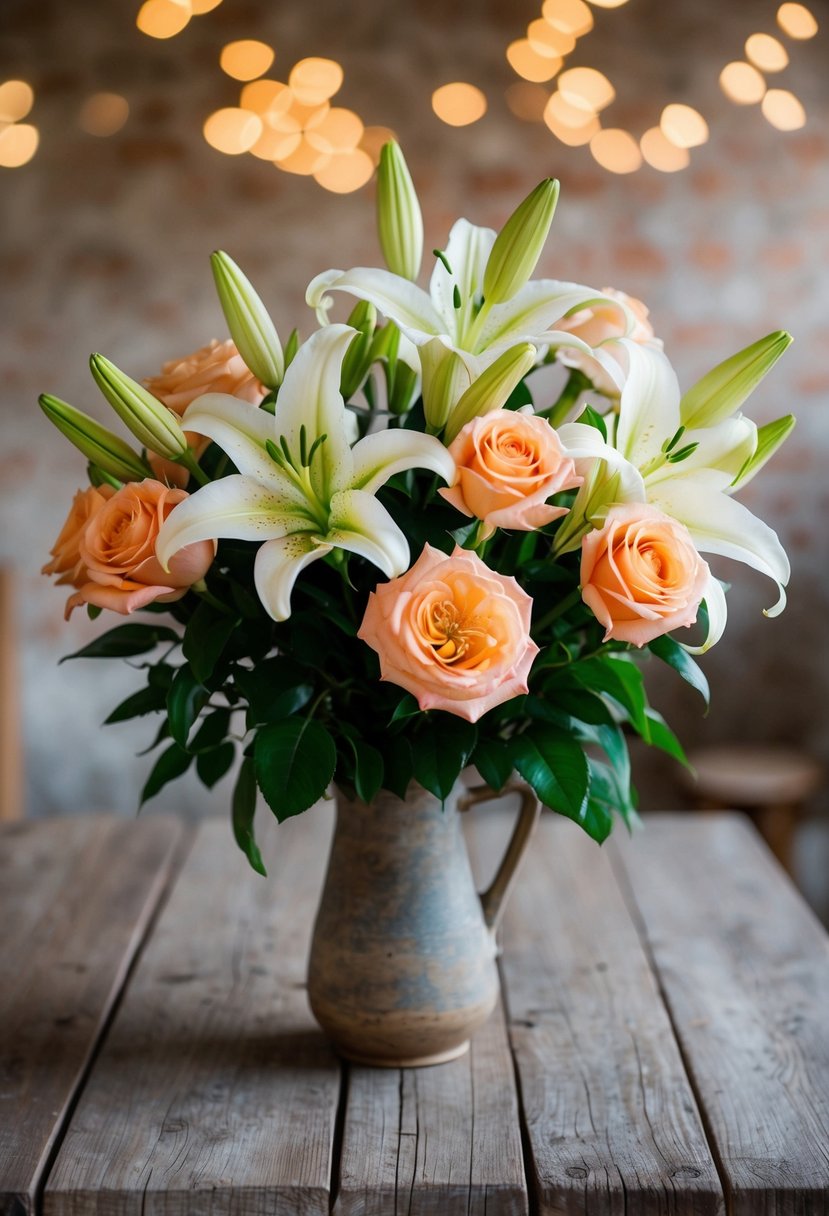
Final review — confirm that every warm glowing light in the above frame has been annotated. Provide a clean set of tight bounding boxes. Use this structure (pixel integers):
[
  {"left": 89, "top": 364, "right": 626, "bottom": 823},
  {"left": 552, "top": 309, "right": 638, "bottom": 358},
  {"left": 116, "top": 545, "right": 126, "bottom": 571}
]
[
  {"left": 283, "top": 96, "right": 329, "bottom": 131},
  {"left": 777, "top": 2, "right": 818, "bottom": 38},
  {"left": 0, "top": 123, "right": 39, "bottom": 168},
  {"left": 541, "top": 0, "right": 594, "bottom": 37},
  {"left": 220, "top": 41, "right": 274, "bottom": 82},
  {"left": 590, "top": 128, "right": 642, "bottom": 173},
  {"left": 288, "top": 58, "right": 344, "bottom": 106},
  {"left": 249, "top": 127, "right": 301, "bottom": 161},
  {"left": 203, "top": 107, "right": 263, "bottom": 154},
  {"left": 558, "top": 66, "right": 615, "bottom": 112},
  {"left": 762, "top": 88, "right": 806, "bottom": 129},
  {"left": 190, "top": 0, "right": 222, "bottom": 11},
  {"left": 240, "top": 79, "right": 292, "bottom": 119},
  {"left": 640, "top": 127, "right": 690, "bottom": 172},
  {"left": 544, "top": 90, "right": 597, "bottom": 129},
  {"left": 306, "top": 106, "right": 364, "bottom": 153},
  {"left": 315, "top": 147, "right": 375, "bottom": 193},
  {"left": 136, "top": 0, "right": 191, "bottom": 40},
  {"left": 431, "top": 82, "right": 487, "bottom": 126},
  {"left": 506, "top": 40, "right": 561, "bottom": 82},
  {"left": 543, "top": 108, "right": 598, "bottom": 146},
  {"left": 745, "top": 33, "right": 789, "bottom": 72},
  {"left": 360, "top": 125, "right": 398, "bottom": 164},
  {"left": 719, "top": 61, "right": 766, "bottom": 104},
  {"left": 505, "top": 82, "right": 549, "bottom": 122},
  {"left": 584, "top": 0, "right": 629, "bottom": 7},
  {"left": 276, "top": 136, "right": 331, "bottom": 176},
  {"left": 527, "top": 19, "right": 575, "bottom": 57},
  {"left": 0, "top": 80, "right": 34, "bottom": 123},
  {"left": 78, "top": 93, "right": 129, "bottom": 137},
  {"left": 660, "top": 103, "right": 708, "bottom": 148}
]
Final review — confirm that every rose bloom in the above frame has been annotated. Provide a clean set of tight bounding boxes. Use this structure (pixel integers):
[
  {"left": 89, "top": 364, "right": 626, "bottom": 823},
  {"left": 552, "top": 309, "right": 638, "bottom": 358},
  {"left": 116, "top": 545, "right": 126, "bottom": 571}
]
[
  {"left": 42, "top": 484, "right": 115, "bottom": 589},
  {"left": 358, "top": 544, "right": 539, "bottom": 723},
  {"left": 557, "top": 288, "right": 662, "bottom": 396},
  {"left": 440, "top": 409, "right": 581, "bottom": 537},
  {"left": 580, "top": 503, "right": 710, "bottom": 647},
  {"left": 144, "top": 339, "right": 265, "bottom": 486},
  {"left": 64, "top": 479, "right": 215, "bottom": 619}
]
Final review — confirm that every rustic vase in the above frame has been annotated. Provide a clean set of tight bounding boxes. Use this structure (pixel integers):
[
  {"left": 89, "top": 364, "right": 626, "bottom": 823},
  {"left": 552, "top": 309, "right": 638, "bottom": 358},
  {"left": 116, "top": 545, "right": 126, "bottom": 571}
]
[{"left": 307, "top": 779, "right": 540, "bottom": 1067}]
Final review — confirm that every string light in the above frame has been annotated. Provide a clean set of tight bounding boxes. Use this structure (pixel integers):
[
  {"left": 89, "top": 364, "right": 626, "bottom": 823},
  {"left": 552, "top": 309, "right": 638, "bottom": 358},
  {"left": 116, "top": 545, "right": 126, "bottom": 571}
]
[
  {"left": 0, "top": 80, "right": 34, "bottom": 123},
  {"left": 745, "top": 33, "right": 789, "bottom": 72},
  {"left": 541, "top": 0, "right": 593, "bottom": 37},
  {"left": 0, "top": 123, "right": 39, "bottom": 168},
  {"left": 545, "top": 90, "right": 597, "bottom": 129},
  {"left": 776, "top": 3, "right": 818, "bottom": 38},
  {"left": 659, "top": 103, "right": 708, "bottom": 148},
  {"left": 359, "top": 125, "right": 398, "bottom": 165},
  {"left": 506, "top": 40, "right": 562, "bottom": 82},
  {"left": 78, "top": 93, "right": 130, "bottom": 136},
  {"left": 544, "top": 106, "right": 598, "bottom": 145},
  {"left": 203, "top": 107, "right": 263, "bottom": 154},
  {"left": 761, "top": 88, "right": 806, "bottom": 129},
  {"left": 288, "top": 58, "right": 344, "bottom": 106},
  {"left": 306, "top": 107, "right": 364, "bottom": 154},
  {"left": 276, "top": 137, "right": 331, "bottom": 176},
  {"left": 136, "top": 0, "right": 191, "bottom": 40},
  {"left": 558, "top": 66, "right": 615, "bottom": 111},
  {"left": 314, "top": 147, "right": 374, "bottom": 193},
  {"left": 719, "top": 61, "right": 766, "bottom": 104},
  {"left": 431, "top": 83, "right": 487, "bottom": 126},
  {"left": 505, "top": 82, "right": 549, "bottom": 122},
  {"left": 220, "top": 41, "right": 275, "bottom": 82},
  {"left": 590, "top": 128, "right": 642, "bottom": 173},
  {"left": 640, "top": 127, "right": 689, "bottom": 171},
  {"left": 527, "top": 19, "right": 575, "bottom": 57}
]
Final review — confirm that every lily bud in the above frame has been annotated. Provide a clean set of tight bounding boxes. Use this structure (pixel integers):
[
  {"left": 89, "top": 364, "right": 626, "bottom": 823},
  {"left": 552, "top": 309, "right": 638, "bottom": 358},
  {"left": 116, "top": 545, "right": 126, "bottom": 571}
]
[
  {"left": 89, "top": 354, "right": 187, "bottom": 459},
  {"left": 732, "top": 414, "right": 796, "bottom": 490},
  {"left": 210, "top": 251, "right": 284, "bottom": 389},
  {"left": 680, "top": 330, "right": 793, "bottom": 429},
  {"left": 482, "top": 179, "right": 560, "bottom": 307},
  {"left": 39, "top": 393, "right": 151, "bottom": 482},
  {"left": 376, "top": 141, "right": 423, "bottom": 282},
  {"left": 340, "top": 301, "right": 377, "bottom": 401},
  {"left": 444, "top": 343, "right": 537, "bottom": 443},
  {"left": 420, "top": 340, "right": 470, "bottom": 433}
]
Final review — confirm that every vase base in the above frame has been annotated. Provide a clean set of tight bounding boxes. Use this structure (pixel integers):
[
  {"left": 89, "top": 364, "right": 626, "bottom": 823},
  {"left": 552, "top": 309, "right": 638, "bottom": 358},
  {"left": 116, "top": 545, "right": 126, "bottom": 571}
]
[{"left": 337, "top": 1040, "right": 471, "bottom": 1068}]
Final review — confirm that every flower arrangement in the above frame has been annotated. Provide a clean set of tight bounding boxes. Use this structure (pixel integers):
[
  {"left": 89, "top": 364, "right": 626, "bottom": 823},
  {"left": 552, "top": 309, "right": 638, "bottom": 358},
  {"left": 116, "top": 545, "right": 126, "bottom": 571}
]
[{"left": 41, "top": 143, "right": 794, "bottom": 872}]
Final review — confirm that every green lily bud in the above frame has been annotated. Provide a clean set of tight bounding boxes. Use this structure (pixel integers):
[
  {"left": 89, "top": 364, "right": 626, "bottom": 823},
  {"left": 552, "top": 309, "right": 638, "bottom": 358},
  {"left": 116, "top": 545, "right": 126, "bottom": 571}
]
[
  {"left": 482, "top": 179, "right": 560, "bottom": 307},
  {"left": 444, "top": 343, "right": 537, "bottom": 443},
  {"left": 388, "top": 361, "right": 419, "bottom": 416},
  {"left": 420, "top": 340, "right": 470, "bottom": 433},
  {"left": 732, "top": 414, "right": 796, "bottom": 490},
  {"left": 210, "top": 251, "right": 284, "bottom": 389},
  {"left": 283, "top": 327, "right": 300, "bottom": 371},
  {"left": 340, "top": 301, "right": 377, "bottom": 400},
  {"left": 39, "top": 393, "right": 151, "bottom": 482},
  {"left": 680, "top": 330, "right": 793, "bottom": 429},
  {"left": 376, "top": 141, "right": 423, "bottom": 282},
  {"left": 89, "top": 354, "right": 187, "bottom": 459}
]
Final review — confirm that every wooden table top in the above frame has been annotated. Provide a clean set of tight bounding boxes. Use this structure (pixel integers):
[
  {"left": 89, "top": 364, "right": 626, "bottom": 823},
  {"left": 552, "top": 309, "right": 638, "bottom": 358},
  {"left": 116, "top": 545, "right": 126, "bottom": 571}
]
[{"left": 2, "top": 807, "right": 828, "bottom": 1216}]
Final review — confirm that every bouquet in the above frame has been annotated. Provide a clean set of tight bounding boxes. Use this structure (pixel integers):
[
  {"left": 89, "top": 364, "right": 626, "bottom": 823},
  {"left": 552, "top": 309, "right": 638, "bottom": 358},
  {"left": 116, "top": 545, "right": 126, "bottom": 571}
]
[{"left": 41, "top": 143, "right": 794, "bottom": 873}]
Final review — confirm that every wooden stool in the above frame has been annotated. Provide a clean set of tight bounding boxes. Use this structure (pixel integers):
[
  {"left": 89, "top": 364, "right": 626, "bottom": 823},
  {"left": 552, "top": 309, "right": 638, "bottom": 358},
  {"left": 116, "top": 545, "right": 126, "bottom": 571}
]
[{"left": 684, "top": 745, "right": 824, "bottom": 874}]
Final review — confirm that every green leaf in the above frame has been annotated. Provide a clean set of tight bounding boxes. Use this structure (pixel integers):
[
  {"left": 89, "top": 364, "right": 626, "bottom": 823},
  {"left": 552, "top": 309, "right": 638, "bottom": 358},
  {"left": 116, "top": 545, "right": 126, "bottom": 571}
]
[
  {"left": 571, "top": 656, "right": 648, "bottom": 736},
  {"left": 503, "top": 378, "right": 533, "bottom": 412},
  {"left": 232, "top": 755, "right": 266, "bottom": 876},
  {"left": 190, "top": 708, "right": 232, "bottom": 754},
  {"left": 140, "top": 742, "right": 192, "bottom": 806},
  {"left": 510, "top": 726, "right": 589, "bottom": 823},
  {"left": 643, "top": 709, "right": 688, "bottom": 765},
  {"left": 197, "top": 741, "right": 236, "bottom": 789},
  {"left": 344, "top": 736, "right": 384, "bottom": 804},
  {"left": 588, "top": 757, "right": 639, "bottom": 833},
  {"left": 647, "top": 634, "right": 710, "bottom": 706},
  {"left": 104, "top": 683, "right": 167, "bottom": 724},
  {"left": 61, "top": 622, "right": 179, "bottom": 663},
  {"left": 389, "top": 693, "right": 421, "bottom": 727},
  {"left": 411, "top": 715, "right": 477, "bottom": 801},
  {"left": 255, "top": 717, "right": 336, "bottom": 821},
  {"left": 136, "top": 718, "right": 170, "bottom": 756},
  {"left": 182, "top": 600, "right": 239, "bottom": 684},
  {"left": 576, "top": 403, "right": 607, "bottom": 440},
  {"left": 235, "top": 659, "right": 313, "bottom": 726},
  {"left": 166, "top": 666, "right": 209, "bottom": 750},
  {"left": 470, "top": 738, "right": 513, "bottom": 792},
  {"left": 382, "top": 734, "right": 413, "bottom": 799}
]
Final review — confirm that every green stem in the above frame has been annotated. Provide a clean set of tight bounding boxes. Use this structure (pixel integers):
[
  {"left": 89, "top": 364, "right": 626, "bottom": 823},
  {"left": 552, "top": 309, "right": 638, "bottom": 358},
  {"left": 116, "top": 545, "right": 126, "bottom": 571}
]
[
  {"left": 534, "top": 587, "right": 582, "bottom": 634},
  {"left": 177, "top": 449, "right": 210, "bottom": 487},
  {"left": 540, "top": 369, "right": 591, "bottom": 428},
  {"left": 192, "top": 580, "right": 234, "bottom": 616}
]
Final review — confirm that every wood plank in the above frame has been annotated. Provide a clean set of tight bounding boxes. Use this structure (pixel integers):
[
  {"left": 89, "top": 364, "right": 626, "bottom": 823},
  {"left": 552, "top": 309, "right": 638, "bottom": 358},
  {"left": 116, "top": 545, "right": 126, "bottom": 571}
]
[
  {"left": 45, "top": 806, "right": 341, "bottom": 1216},
  {"left": 335, "top": 998, "right": 528, "bottom": 1215},
  {"left": 612, "top": 813, "right": 829, "bottom": 1215},
  {"left": 0, "top": 568, "right": 23, "bottom": 821},
  {"left": 0, "top": 814, "right": 182, "bottom": 1216},
  {"left": 468, "top": 806, "right": 725, "bottom": 1216}
]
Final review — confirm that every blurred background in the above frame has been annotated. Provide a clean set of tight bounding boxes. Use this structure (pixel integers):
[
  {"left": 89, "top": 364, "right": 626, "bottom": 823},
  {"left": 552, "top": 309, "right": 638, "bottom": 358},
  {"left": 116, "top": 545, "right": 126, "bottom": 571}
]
[{"left": 1, "top": 0, "right": 827, "bottom": 912}]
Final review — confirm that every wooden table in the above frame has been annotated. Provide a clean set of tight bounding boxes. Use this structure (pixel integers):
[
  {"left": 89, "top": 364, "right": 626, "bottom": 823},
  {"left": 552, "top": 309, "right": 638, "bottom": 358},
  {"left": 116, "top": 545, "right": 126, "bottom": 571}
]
[{"left": 2, "top": 808, "right": 828, "bottom": 1216}]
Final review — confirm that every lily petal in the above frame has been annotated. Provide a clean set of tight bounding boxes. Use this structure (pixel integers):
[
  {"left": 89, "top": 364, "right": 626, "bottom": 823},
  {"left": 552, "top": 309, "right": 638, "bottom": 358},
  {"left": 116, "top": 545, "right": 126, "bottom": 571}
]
[
  {"left": 647, "top": 469, "right": 790, "bottom": 616},
  {"left": 156, "top": 474, "right": 317, "bottom": 570},
  {"left": 351, "top": 429, "right": 456, "bottom": 495},
  {"left": 477, "top": 281, "right": 632, "bottom": 352},
  {"left": 558, "top": 421, "right": 646, "bottom": 501},
  {"left": 682, "top": 574, "right": 728, "bottom": 655},
  {"left": 254, "top": 533, "right": 330, "bottom": 622},
  {"left": 181, "top": 393, "right": 291, "bottom": 491},
  {"left": 430, "top": 219, "right": 496, "bottom": 341},
  {"left": 306, "top": 268, "right": 443, "bottom": 338},
  {"left": 327, "top": 489, "right": 410, "bottom": 577},
  {"left": 615, "top": 341, "right": 681, "bottom": 467},
  {"left": 647, "top": 414, "right": 758, "bottom": 486}
]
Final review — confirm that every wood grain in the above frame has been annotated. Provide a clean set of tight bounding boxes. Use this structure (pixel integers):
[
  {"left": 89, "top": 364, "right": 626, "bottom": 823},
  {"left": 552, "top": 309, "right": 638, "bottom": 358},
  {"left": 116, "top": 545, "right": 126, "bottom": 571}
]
[
  {"left": 612, "top": 813, "right": 829, "bottom": 1215},
  {"left": 468, "top": 806, "right": 725, "bottom": 1216},
  {"left": 0, "top": 568, "right": 22, "bottom": 822},
  {"left": 45, "top": 806, "right": 341, "bottom": 1216},
  {"left": 335, "top": 998, "right": 528, "bottom": 1215},
  {"left": 0, "top": 814, "right": 182, "bottom": 1216}
]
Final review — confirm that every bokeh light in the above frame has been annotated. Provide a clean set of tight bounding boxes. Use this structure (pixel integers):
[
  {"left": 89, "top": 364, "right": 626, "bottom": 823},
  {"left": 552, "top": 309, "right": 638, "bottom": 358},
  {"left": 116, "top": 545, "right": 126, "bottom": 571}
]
[
  {"left": 136, "top": 0, "right": 191, "bottom": 40},
  {"left": 306, "top": 107, "right": 364, "bottom": 154},
  {"left": 203, "top": 107, "right": 263, "bottom": 154},
  {"left": 545, "top": 90, "right": 597, "bottom": 129},
  {"left": 506, "top": 40, "right": 562, "bottom": 83},
  {"left": 78, "top": 93, "right": 130, "bottom": 137},
  {"left": 220, "top": 41, "right": 275, "bottom": 82},
  {"left": 0, "top": 123, "right": 39, "bottom": 168},
  {"left": 544, "top": 108, "right": 598, "bottom": 146},
  {"left": 761, "top": 88, "right": 807, "bottom": 129},
  {"left": 590, "top": 128, "right": 642, "bottom": 173},
  {"left": 527, "top": 19, "right": 575, "bottom": 57},
  {"left": 776, "top": 3, "right": 818, "bottom": 38},
  {"left": 541, "top": 0, "right": 594, "bottom": 37},
  {"left": 249, "top": 127, "right": 301, "bottom": 161},
  {"left": 288, "top": 59, "right": 344, "bottom": 106},
  {"left": 190, "top": 0, "right": 222, "bottom": 11},
  {"left": 745, "top": 33, "right": 789, "bottom": 72},
  {"left": 314, "top": 147, "right": 374, "bottom": 193},
  {"left": 276, "top": 137, "right": 331, "bottom": 176},
  {"left": 719, "top": 61, "right": 766, "bottom": 104},
  {"left": 640, "top": 127, "right": 690, "bottom": 172},
  {"left": 359, "top": 126, "right": 398, "bottom": 165},
  {"left": 505, "top": 82, "right": 549, "bottom": 122},
  {"left": 659, "top": 103, "right": 708, "bottom": 148},
  {"left": 584, "top": 0, "right": 629, "bottom": 7},
  {"left": 558, "top": 67, "right": 615, "bottom": 111},
  {"left": 431, "top": 82, "right": 487, "bottom": 126},
  {"left": 0, "top": 80, "right": 34, "bottom": 124},
  {"left": 240, "top": 79, "right": 292, "bottom": 119}
]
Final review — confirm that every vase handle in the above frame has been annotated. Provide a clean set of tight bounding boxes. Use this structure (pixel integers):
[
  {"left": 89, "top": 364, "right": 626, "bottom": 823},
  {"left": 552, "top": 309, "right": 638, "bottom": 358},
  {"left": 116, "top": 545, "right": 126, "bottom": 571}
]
[{"left": 458, "top": 783, "right": 541, "bottom": 934}]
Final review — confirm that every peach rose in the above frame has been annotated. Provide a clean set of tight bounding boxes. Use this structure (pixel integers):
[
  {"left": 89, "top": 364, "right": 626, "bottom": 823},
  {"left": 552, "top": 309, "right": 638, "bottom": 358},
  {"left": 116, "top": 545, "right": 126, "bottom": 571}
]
[
  {"left": 43, "top": 484, "right": 115, "bottom": 588},
  {"left": 558, "top": 288, "right": 662, "bottom": 396},
  {"left": 144, "top": 339, "right": 265, "bottom": 486},
  {"left": 580, "top": 503, "right": 710, "bottom": 647},
  {"left": 65, "top": 479, "right": 215, "bottom": 619},
  {"left": 358, "top": 544, "right": 539, "bottom": 723},
  {"left": 440, "top": 409, "right": 581, "bottom": 537}
]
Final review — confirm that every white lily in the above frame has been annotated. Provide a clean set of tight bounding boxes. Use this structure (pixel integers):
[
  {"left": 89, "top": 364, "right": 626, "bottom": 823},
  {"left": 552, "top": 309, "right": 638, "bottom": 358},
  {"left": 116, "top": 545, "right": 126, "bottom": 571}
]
[
  {"left": 558, "top": 341, "right": 791, "bottom": 648},
  {"left": 307, "top": 217, "right": 633, "bottom": 428},
  {"left": 156, "top": 325, "right": 456, "bottom": 621}
]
